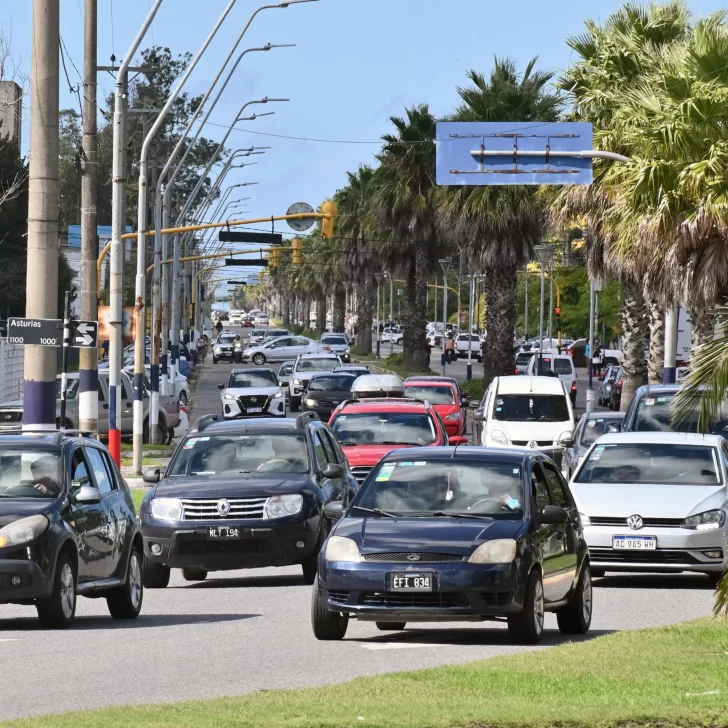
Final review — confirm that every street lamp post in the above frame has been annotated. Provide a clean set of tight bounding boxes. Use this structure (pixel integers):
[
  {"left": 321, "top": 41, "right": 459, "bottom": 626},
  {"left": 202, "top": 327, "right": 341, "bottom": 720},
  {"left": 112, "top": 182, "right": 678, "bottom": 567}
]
[
  {"left": 387, "top": 273, "right": 394, "bottom": 356},
  {"left": 375, "top": 274, "right": 382, "bottom": 358},
  {"left": 534, "top": 245, "right": 554, "bottom": 376},
  {"left": 439, "top": 258, "right": 452, "bottom": 376},
  {"left": 466, "top": 273, "right": 475, "bottom": 381}
]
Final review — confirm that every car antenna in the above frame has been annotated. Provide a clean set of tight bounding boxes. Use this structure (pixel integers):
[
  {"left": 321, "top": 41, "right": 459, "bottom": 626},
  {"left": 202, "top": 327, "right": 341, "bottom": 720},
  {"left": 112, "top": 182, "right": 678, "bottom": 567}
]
[{"left": 451, "top": 441, "right": 461, "bottom": 459}]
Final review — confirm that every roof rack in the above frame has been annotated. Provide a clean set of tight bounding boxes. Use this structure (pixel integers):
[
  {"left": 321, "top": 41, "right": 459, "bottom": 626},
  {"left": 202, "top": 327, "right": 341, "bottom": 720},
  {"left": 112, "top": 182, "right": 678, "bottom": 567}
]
[
  {"left": 193, "top": 414, "right": 220, "bottom": 433},
  {"left": 295, "top": 412, "right": 320, "bottom": 427},
  {"left": 0, "top": 428, "right": 95, "bottom": 446}
]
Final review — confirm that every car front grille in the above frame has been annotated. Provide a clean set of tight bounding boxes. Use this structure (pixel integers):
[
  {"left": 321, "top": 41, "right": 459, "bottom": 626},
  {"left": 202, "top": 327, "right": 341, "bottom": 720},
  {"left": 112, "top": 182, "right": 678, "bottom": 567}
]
[
  {"left": 0, "top": 410, "right": 23, "bottom": 424},
  {"left": 360, "top": 592, "right": 467, "bottom": 608},
  {"left": 589, "top": 548, "right": 701, "bottom": 564},
  {"left": 511, "top": 440, "right": 554, "bottom": 447},
  {"left": 351, "top": 466, "right": 373, "bottom": 484},
  {"left": 180, "top": 497, "right": 267, "bottom": 520},
  {"left": 362, "top": 552, "right": 464, "bottom": 563},
  {"left": 318, "top": 399, "right": 341, "bottom": 408},
  {"left": 237, "top": 395, "right": 271, "bottom": 412},
  {"left": 590, "top": 517, "right": 684, "bottom": 528},
  {"left": 480, "top": 592, "right": 512, "bottom": 607},
  {"left": 327, "top": 590, "right": 350, "bottom": 605}
]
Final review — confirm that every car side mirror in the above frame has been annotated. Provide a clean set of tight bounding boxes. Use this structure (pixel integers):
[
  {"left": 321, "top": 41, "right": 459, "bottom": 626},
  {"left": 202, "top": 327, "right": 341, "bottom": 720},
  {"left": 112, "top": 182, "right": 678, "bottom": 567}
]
[
  {"left": 605, "top": 422, "right": 622, "bottom": 433},
  {"left": 449, "top": 436, "right": 468, "bottom": 446},
  {"left": 218, "top": 384, "right": 224, "bottom": 390},
  {"left": 142, "top": 467, "right": 162, "bottom": 484},
  {"left": 539, "top": 504, "right": 568, "bottom": 524},
  {"left": 324, "top": 500, "right": 345, "bottom": 521},
  {"left": 473, "top": 408, "right": 485, "bottom": 421},
  {"left": 322, "top": 463, "right": 345, "bottom": 479},
  {"left": 74, "top": 485, "right": 102, "bottom": 505},
  {"left": 461, "top": 396, "right": 471, "bottom": 408},
  {"left": 559, "top": 435, "right": 574, "bottom": 449}
]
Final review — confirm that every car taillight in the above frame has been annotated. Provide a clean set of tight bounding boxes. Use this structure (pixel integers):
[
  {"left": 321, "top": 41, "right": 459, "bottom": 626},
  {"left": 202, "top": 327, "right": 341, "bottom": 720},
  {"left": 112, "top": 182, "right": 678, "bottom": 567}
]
[
  {"left": 514, "top": 367, "right": 519, "bottom": 374},
  {"left": 571, "top": 381, "right": 577, "bottom": 392},
  {"left": 617, "top": 381, "right": 622, "bottom": 392}
]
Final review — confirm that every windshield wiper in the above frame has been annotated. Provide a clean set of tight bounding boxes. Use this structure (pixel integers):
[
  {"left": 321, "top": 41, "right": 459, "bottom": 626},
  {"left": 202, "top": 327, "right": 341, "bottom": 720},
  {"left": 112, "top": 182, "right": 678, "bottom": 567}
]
[
  {"left": 350, "top": 505, "right": 398, "bottom": 518},
  {"left": 378, "top": 441, "right": 421, "bottom": 446},
  {"left": 430, "top": 511, "right": 494, "bottom": 520}
]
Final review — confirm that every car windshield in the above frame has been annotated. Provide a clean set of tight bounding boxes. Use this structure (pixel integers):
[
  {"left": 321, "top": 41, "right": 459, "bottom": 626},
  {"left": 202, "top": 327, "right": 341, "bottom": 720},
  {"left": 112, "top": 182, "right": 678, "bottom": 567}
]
[
  {"left": 332, "top": 412, "right": 437, "bottom": 446},
  {"left": 494, "top": 394, "right": 569, "bottom": 422},
  {"left": 279, "top": 364, "right": 293, "bottom": 376},
  {"left": 55, "top": 379, "right": 79, "bottom": 400},
  {"left": 405, "top": 385, "right": 456, "bottom": 405},
  {"left": 322, "top": 335, "right": 348, "bottom": 346},
  {"left": 169, "top": 434, "right": 309, "bottom": 476},
  {"left": 633, "top": 394, "right": 728, "bottom": 433},
  {"left": 0, "top": 449, "right": 62, "bottom": 499},
  {"left": 218, "top": 335, "right": 235, "bottom": 343},
  {"left": 296, "top": 359, "right": 338, "bottom": 373},
  {"left": 355, "top": 460, "right": 524, "bottom": 518},
  {"left": 308, "top": 375, "right": 356, "bottom": 392},
  {"left": 576, "top": 443, "right": 722, "bottom": 485},
  {"left": 580, "top": 418, "right": 621, "bottom": 446},
  {"left": 227, "top": 372, "right": 278, "bottom": 388}
]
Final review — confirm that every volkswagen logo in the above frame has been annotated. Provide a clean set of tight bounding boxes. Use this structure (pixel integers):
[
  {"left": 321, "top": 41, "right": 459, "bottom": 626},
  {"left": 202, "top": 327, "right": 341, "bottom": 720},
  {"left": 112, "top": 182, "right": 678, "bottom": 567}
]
[
  {"left": 406, "top": 554, "right": 421, "bottom": 561},
  {"left": 529, "top": 441, "right": 537, "bottom": 449},
  {"left": 216, "top": 499, "right": 231, "bottom": 517},
  {"left": 627, "top": 514, "right": 643, "bottom": 530}
]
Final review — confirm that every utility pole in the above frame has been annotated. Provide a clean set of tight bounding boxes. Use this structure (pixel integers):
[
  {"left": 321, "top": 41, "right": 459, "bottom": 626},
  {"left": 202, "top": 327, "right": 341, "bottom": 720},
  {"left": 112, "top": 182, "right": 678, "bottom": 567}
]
[
  {"left": 24, "top": 0, "right": 60, "bottom": 428},
  {"left": 79, "top": 0, "right": 99, "bottom": 436}
]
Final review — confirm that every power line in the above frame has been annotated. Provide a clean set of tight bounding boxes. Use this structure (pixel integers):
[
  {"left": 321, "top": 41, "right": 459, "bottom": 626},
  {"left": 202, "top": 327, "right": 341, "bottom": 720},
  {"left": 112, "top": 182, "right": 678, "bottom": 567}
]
[{"left": 59, "top": 38, "right": 83, "bottom": 121}]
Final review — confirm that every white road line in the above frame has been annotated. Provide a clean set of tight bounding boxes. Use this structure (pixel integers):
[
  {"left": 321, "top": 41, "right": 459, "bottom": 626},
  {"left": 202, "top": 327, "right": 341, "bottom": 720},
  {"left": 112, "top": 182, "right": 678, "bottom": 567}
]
[{"left": 0, "top": 639, "right": 21, "bottom": 643}]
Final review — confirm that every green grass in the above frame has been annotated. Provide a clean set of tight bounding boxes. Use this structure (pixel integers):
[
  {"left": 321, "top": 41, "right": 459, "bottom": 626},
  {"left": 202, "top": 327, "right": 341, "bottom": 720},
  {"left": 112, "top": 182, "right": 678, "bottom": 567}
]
[
  {"left": 4, "top": 619, "right": 727, "bottom": 727},
  {"left": 130, "top": 487, "right": 147, "bottom": 511},
  {"left": 121, "top": 444, "right": 176, "bottom": 454},
  {"left": 120, "top": 457, "right": 168, "bottom": 468}
]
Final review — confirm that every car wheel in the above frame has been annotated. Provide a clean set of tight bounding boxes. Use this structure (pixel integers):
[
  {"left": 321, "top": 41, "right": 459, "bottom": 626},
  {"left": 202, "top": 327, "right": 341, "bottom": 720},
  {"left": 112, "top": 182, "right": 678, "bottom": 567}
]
[
  {"left": 289, "top": 398, "right": 300, "bottom": 413},
  {"left": 165, "top": 427, "right": 174, "bottom": 445},
  {"left": 507, "top": 569, "right": 544, "bottom": 644},
  {"left": 142, "top": 555, "right": 170, "bottom": 589},
  {"left": 252, "top": 353, "right": 266, "bottom": 365},
  {"left": 311, "top": 575, "right": 348, "bottom": 641},
  {"left": 182, "top": 567, "right": 208, "bottom": 582},
  {"left": 212, "top": 356, "right": 217, "bottom": 364},
  {"left": 36, "top": 552, "right": 76, "bottom": 629},
  {"left": 301, "top": 522, "right": 328, "bottom": 585},
  {"left": 376, "top": 622, "right": 406, "bottom": 631},
  {"left": 556, "top": 564, "right": 593, "bottom": 635},
  {"left": 107, "top": 547, "right": 144, "bottom": 619}
]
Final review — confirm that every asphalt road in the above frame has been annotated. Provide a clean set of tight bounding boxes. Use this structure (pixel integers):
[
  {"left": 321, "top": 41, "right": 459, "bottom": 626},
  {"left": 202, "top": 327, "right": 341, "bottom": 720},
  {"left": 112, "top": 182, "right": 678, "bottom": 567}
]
[{"left": 0, "top": 328, "right": 713, "bottom": 720}]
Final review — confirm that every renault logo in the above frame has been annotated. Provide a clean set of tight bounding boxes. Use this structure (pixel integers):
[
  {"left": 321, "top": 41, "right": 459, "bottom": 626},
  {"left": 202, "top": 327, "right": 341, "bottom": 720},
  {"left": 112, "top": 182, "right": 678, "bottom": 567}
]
[
  {"left": 627, "top": 514, "right": 643, "bottom": 530},
  {"left": 406, "top": 554, "right": 421, "bottom": 561},
  {"left": 529, "top": 441, "right": 537, "bottom": 449},
  {"left": 217, "top": 499, "right": 231, "bottom": 517}
]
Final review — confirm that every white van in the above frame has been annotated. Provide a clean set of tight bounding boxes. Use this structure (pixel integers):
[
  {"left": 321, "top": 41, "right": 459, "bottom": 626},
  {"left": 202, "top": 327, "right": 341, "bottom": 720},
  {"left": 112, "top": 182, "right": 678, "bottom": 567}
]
[
  {"left": 474, "top": 375, "right": 575, "bottom": 466},
  {"left": 525, "top": 353, "right": 577, "bottom": 404}
]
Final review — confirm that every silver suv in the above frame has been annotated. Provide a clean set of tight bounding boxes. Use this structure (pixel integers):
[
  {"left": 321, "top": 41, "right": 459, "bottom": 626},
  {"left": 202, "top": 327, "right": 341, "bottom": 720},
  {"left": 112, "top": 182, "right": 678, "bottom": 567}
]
[{"left": 289, "top": 353, "right": 342, "bottom": 412}]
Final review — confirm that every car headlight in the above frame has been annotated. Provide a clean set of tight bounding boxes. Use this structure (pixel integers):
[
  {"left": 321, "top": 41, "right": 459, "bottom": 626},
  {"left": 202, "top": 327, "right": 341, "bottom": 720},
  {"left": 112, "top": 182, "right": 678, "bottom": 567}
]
[
  {"left": 222, "top": 393, "right": 236, "bottom": 400},
  {"left": 445, "top": 411, "right": 462, "bottom": 421},
  {"left": 293, "top": 379, "right": 303, "bottom": 386},
  {"left": 0, "top": 515, "right": 49, "bottom": 548},
  {"left": 468, "top": 539, "right": 517, "bottom": 564},
  {"left": 325, "top": 536, "right": 361, "bottom": 562},
  {"left": 304, "top": 398, "right": 317, "bottom": 407},
  {"left": 345, "top": 348, "right": 350, "bottom": 354},
  {"left": 213, "top": 347, "right": 221, "bottom": 354},
  {"left": 579, "top": 512, "right": 591, "bottom": 527},
  {"left": 264, "top": 494, "right": 303, "bottom": 519},
  {"left": 272, "top": 391, "right": 284, "bottom": 399},
  {"left": 151, "top": 498, "right": 183, "bottom": 522},
  {"left": 682, "top": 509, "right": 726, "bottom": 530},
  {"left": 491, "top": 429, "right": 508, "bottom": 445}
]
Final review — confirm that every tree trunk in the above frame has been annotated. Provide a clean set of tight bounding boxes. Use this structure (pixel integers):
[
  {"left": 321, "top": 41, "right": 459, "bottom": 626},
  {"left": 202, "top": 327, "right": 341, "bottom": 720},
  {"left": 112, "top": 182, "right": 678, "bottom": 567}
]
[
  {"left": 620, "top": 277, "right": 648, "bottom": 412},
  {"left": 403, "top": 244, "right": 429, "bottom": 371},
  {"left": 282, "top": 295, "right": 291, "bottom": 329},
  {"left": 482, "top": 262, "right": 517, "bottom": 387},
  {"left": 690, "top": 308, "right": 714, "bottom": 355},
  {"left": 333, "top": 286, "right": 346, "bottom": 333},
  {"left": 356, "top": 277, "right": 373, "bottom": 355},
  {"left": 647, "top": 297, "right": 665, "bottom": 385},
  {"left": 301, "top": 298, "right": 311, "bottom": 332},
  {"left": 316, "top": 297, "right": 326, "bottom": 336}
]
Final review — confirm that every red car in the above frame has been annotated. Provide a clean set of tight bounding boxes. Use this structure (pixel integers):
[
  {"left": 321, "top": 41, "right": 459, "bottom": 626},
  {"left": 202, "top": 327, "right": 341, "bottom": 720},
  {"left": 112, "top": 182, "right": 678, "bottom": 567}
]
[
  {"left": 403, "top": 379, "right": 465, "bottom": 437},
  {"left": 328, "top": 399, "right": 462, "bottom": 485}
]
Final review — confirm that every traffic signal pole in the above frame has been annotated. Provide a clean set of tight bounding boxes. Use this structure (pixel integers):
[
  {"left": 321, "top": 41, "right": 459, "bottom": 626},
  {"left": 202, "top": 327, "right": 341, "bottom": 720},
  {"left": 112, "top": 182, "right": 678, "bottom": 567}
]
[{"left": 24, "top": 0, "right": 60, "bottom": 430}]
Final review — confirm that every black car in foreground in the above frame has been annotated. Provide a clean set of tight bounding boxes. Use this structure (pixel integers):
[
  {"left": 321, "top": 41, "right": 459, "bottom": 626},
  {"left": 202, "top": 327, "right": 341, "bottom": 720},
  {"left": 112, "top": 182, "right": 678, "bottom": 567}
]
[
  {"left": 140, "top": 413, "right": 359, "bottom": 586},
  {"left": 0, "top": 431, "right": 143, "bottom": 628},
  {"left": 313, "top": 447, "right": 592, "bottom": 644},
  {"left": 302, "top": 371, "right": 360, "bottom": 420}
]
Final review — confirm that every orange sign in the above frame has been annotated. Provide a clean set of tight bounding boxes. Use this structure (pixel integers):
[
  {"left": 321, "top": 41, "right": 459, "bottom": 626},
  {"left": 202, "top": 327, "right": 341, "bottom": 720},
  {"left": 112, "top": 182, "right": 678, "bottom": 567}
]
[{"left": 98, "top": 306, "right": 136, "bottom": 345}]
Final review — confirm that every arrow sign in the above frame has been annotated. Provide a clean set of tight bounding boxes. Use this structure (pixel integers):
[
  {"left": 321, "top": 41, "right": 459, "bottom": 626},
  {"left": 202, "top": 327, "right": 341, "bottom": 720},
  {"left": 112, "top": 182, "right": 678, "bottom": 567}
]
[{"left": 71, "top": 320, "right": 99, "bottom": 349}]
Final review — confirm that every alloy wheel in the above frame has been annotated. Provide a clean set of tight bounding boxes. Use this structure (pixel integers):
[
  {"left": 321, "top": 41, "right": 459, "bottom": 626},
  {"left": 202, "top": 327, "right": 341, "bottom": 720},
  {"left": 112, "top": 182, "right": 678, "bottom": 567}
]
[
  {"left": 129, "top": 554, "right": 142, "bottom": 610},
  {"left": 581, "top": 569, "right": 593, "bottom": 624},
  {"left": 533, "top": 577, "right": 544, "bottom": 635},
  {"left": 59, "top": 563, "right": 75, "bottom": 619}
]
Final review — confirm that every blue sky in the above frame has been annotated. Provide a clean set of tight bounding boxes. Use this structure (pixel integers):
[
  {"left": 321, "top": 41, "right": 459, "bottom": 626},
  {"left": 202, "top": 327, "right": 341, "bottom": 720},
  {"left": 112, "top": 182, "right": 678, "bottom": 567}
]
[{"left": 5, "top": 0, "right": 726, "bottom": 248}]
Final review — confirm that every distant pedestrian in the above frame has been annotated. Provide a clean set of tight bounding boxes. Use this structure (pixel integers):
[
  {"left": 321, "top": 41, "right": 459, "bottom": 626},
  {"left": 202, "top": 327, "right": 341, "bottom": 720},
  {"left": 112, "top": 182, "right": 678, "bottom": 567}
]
[
  {"left": 100, "top": 339, "right": 109, "bottom": 360},
  {"left": 592, "top": 344, "right": 603, "bottom": 376}
]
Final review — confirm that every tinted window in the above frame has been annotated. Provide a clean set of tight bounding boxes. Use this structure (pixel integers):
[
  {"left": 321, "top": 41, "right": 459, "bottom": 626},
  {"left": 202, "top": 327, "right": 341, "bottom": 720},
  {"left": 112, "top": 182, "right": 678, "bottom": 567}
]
[
  {"left": 542, "top": 463, "right": 568, "bottom": 507},
  {"left": 72, "top": 450, "right": 92, "bottom": 490},
  {"left": 0, "top": 448, "right": 62, "bottom": 499},
  {"left": 269, "top": 338, "right": 292, "bottom": 349},
  {"left": 227, "top": 371, "right": 278, "bottom": 388},
  {"left": 553, "top": 359, "right": 573, "bottom": 375},
  {"left": 86, "top": 447, "right": 115, "bottom": 495},
  {"left": 404, "top": 385, "right": 456, "bottom": 405},
  {"left": 169, "top": 434, "right": 310, "bottom": 475},
  {"left": 321, "top": 430, "right": 342, "bottom": 464},
  {"left": 313, "top": 433, "right": 329, "bottom": 467},
  {"left": 56, "top": 379, "right": 80, "bottom": 400},
  {"left": 580, "top": 417, "right": 619, "bottom": 446},
  {"left": 321, "top": 335, "right": 348, "bottom": 345},
  {"left": 632, "top": 394, "right": 728, "bottom": 433},
  {"left": 531, "top": 467, "right": 552, "bottom": 510},
  {"left": 517, "top": 353, "right": 533, "bottom": 365},
  {"left": 332, "top": 412, "right": 437, "bottom": 446},
  {"left": 357, "top": 460, "right": 523, "bottom": 518},
  {"left": 494, "top": 394, "right": 569, "bottom": 422},
  {"left": 576, "top": 443, "right": 721, "bottom": 485},
  {"left": 308, "top": 375, "right": 356, "bottom": 392}
]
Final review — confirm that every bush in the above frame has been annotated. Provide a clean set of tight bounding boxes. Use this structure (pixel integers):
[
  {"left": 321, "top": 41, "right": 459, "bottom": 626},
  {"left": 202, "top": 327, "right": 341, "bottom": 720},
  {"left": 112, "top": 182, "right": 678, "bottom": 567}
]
[
  {"left": 290, "top": 324, "right": 304, "bottom": 335},
  {"left": 461, "top": 378, "right": 485, "bottom": 403},
  {"left": 385, "top": 353, "right": 404, "bottom": 367},
  {"left": 303, "top": 329, "right": 320, "bottom": 340}
]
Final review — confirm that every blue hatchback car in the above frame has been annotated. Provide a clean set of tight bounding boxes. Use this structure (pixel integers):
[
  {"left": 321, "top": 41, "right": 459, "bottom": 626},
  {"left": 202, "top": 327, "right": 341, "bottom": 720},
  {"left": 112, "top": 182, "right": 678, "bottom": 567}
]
[{"left": 313, "top": 447, "right": 592, "bottom": 644}]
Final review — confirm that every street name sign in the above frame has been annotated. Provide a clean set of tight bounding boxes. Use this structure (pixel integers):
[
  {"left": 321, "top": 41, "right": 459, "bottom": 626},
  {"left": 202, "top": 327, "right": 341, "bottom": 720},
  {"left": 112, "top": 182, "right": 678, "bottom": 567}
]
[
  {"left": 71, "top": 320, "right": 99, "bottom": 348},
  {"left": 218, "top": 231, "right": 283, "bottom": 244},
  {"left": 7, "top": 317, "right": 63, "bottom": 346}
]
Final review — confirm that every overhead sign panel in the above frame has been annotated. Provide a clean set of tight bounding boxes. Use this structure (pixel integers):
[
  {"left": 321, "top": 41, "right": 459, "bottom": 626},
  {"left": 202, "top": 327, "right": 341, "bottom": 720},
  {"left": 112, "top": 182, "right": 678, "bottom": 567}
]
[
  {"left": 7, "top": 317, "right": 62, "bottom": 346},
  {"left": 218, "top": 231, "right": 283, "bottom": 244},
  {"left": 436, "top": 122, "right": 594, "bottom": 186},
  {"left": 224, "top": 258, "right": 269, "bottom": 267}
]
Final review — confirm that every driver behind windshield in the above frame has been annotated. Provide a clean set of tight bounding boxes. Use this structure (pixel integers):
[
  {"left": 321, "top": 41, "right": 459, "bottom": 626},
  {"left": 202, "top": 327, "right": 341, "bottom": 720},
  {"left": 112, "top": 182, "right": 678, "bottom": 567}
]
[
  {"left": 0, "top": 453, "right": 61, "bottom": 498},
  {"left": 258, "top": 438, "right": 308, "bottom": 473}
]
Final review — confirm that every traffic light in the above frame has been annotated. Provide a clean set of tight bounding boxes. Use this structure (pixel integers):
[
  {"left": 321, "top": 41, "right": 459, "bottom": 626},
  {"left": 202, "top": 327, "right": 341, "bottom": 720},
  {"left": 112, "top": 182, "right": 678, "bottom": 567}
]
[
  {"left": 321, "top": 200, "right": 338, "bottom": 239},
  {"left": 272, "top": 248, "right": 281, "bottom": 268},
  {"left": 292, "top": 238, "right": 302, "bottom": 265}
]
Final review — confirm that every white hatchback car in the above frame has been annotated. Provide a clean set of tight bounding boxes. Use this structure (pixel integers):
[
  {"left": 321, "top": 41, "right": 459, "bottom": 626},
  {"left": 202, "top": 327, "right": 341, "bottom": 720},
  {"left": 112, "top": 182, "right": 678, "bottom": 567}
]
[
  {"left": 570, "top": 432, "right": 727, "bottom": 585},
  {"left": 474, "top": 375, "right": 575, "bottom": 467},
  {"left": 526, "top": 353, "right": 577, "bottom": 404}
]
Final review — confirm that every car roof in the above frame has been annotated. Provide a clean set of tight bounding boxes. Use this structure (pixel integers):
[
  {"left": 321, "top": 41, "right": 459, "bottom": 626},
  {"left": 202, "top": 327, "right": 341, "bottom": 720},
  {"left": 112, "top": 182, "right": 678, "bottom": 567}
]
[
  {"left": 633, "top": 384, "right": 682, "bottom": 397},
  {"left": 297, "top": 352, "right": 338, "bottom": 360},
  {"left": 196, "top": 417, "right": 316, "bottom": 434},
  {"left": 595, "top": 432, "right": 725, "bottom": 446},
  {"left": 496, "top": 375, "right": 566, "bottom": 394},
  {"left": 310, "top": 370, "right": 356, "bottom": 379},
  {"left": 582, "top": 411, "right": 624, "bottom": 420},
  {"left": 404, "top": 375, "right": 458, "bottom": 384},
  {"left": 229, "top": 367, "right": 275, "bottom": 375},
  {"left": 381, "top": 445, "right": 531, "bottom": 465}
]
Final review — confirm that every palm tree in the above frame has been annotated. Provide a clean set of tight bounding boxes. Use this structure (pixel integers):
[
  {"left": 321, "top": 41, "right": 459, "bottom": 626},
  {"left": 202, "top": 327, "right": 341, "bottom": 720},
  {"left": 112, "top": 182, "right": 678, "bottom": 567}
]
[
  {"left": 373, "top": 105, "right": 441, "bottom": 370},
  {"left": 438, "top": 60, "right": 562, "bottom": 384}
]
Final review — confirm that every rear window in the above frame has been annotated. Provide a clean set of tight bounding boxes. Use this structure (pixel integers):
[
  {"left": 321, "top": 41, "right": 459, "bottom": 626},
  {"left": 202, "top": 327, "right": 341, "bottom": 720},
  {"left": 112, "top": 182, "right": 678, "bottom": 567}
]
[
  {"left": 296, "top": 358, "right": 339, "bottom": 373},
  {"left": 516, "top": 353, "right": 533, "bottom": 365},
  {"left": 494, "top": 394, "right": 569, "bottom": 423},
  {"left": 322, "top": 335, "right": 348, "bottom": 345},
  {"left": 404, "top": 385, "right": 456, "bottom": 405},
  {"left": 633, "top": 394, "right": 728, "bottom": 433},
  {"left": 553, "top": 359, "right": 573, "bottom": 375}
]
